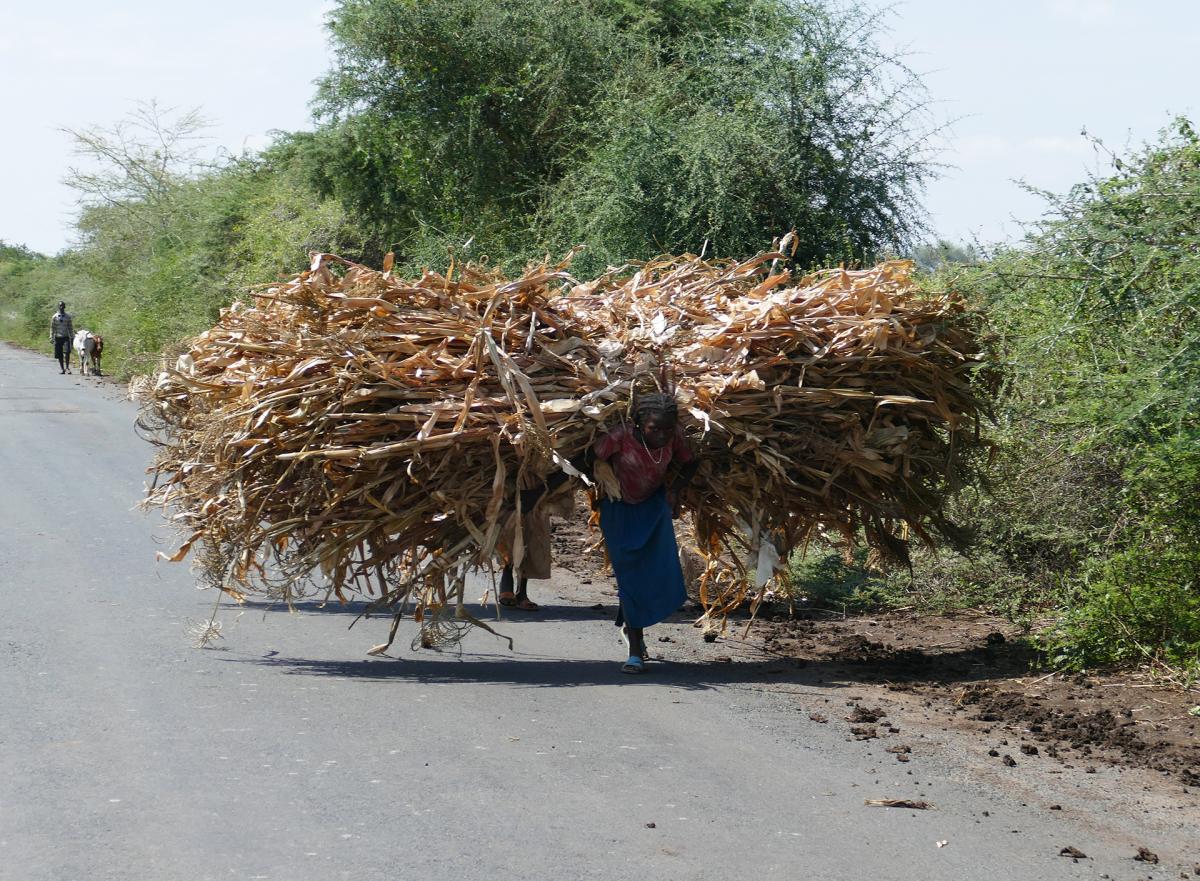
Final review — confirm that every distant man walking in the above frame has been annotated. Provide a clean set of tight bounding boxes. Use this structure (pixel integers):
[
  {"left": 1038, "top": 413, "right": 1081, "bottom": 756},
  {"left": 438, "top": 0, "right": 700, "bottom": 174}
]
[{"left": 50, "top": 301, "right": 75, "bottom": 374}]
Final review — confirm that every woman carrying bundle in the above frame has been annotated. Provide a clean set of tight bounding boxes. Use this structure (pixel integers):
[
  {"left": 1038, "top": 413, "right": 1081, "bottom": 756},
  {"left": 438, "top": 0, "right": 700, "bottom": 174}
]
[
  {"left": 525, "top": 392, "right": 700, "bottom": 673},
  {"left": 595, "top": 392, "right": 700, "bottom": 673}
]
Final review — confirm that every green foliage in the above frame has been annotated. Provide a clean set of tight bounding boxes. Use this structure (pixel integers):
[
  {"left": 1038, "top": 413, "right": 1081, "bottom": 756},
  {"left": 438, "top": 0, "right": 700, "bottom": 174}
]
[
  {"left": 984, "top": 123, "right": 1200, "bottom": 448},
  {"left": 79, "top": 156, "right": 371, "bottom": 374},
  {"left": 313, "top": 0, "right": 935, "bottom": 273},
  {"left": 219, "top": 148, "right": 373, "bottom": 291},
  {"left": 784, "top": 540, "right": 1043, "bottom": 627},
  {"left": 591, "top": 0, "right": 760, "bottom": 41},
  {"left": 928, "top": 119, "right": 1200, "bottom": 672},
  {"left": 911, "top": 239, "right": 979, "bottom": 273},
  {"left": 787, "top": 120, "right": 1200, "bottom": 677},
  {"left": 786, "top": 544, "right": 887, "bottom": 611},
  {"left": 0, "top": 245, "right": 74, "bottom": 348},
  {"left": 1047, "top": 428, "right": 1200, "bottom": 672},
  {"left": 1049, "top": 546, "right": 1200, "bottom": 674},
  {"left": 0, "top": 240, "right": 42, "bottom": 270},
  {"left": 0, "top": 241, "right": 48, "bottom": 332},
  {"left": 314, "top": 0, "right": 633, "bottom": 259}
]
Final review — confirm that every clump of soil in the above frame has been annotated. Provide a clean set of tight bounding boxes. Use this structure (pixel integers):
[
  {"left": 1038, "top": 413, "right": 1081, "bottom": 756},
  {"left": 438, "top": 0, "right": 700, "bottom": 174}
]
[
  {"left": 755, "top": 610, "right": 1200, "bottom": 785},
  {"left": 956, "top": 683, "right": 1199, "bottom": 784},
  {"left": 846, "top": 705, "right": 886, "bottom": 723}
]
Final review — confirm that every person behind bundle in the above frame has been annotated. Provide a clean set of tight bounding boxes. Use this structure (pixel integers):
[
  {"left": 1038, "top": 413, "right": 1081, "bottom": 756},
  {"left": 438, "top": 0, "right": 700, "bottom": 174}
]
[
  {"left": 495, "top": 479, "right": 575, "bottom": 612},
  {"left": 523, "top": 391, "right": 700, "bottom": 673},
  {"left": 497, "top": 564, "right": 537, "bottom": 611},
  {"left": 50, "top": 301, "right": 74, "bottom": 374}
]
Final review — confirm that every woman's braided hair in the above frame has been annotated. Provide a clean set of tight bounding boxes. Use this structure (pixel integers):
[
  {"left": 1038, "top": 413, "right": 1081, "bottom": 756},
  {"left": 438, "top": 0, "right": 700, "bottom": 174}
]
[{"left": 633, "top": 391, "right": 678, "bottom": 426}]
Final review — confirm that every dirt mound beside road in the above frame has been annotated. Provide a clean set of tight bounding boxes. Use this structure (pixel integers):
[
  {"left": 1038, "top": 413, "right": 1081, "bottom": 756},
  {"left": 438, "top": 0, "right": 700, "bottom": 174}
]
[
  {"left": 956, "top": 682, "right": 1200, "bottom": 786},
  {"left": 756, "top": 610, "right": 1200, "bottom": 786}
]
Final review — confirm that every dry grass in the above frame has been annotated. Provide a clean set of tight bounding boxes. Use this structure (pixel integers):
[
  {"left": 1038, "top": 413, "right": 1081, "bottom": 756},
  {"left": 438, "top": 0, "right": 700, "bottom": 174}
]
[{"left": 135, "top": 247, "right": 989, "bottom": 650}]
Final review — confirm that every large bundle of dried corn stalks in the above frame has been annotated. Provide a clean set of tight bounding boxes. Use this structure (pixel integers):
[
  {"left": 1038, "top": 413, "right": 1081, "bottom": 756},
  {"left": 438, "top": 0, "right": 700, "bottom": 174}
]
[{"left": 135, "top": 248, "right": 989, "bottom": 650}]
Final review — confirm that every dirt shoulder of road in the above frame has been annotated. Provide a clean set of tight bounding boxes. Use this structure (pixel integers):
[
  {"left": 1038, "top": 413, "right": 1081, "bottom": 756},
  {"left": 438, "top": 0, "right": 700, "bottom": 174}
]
[{"left": 748, "top": 609, "right": 1200, "bottom": 789}]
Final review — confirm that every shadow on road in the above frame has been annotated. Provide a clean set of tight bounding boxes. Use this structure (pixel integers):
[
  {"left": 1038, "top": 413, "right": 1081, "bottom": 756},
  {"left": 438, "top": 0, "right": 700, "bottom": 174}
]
[
  {"left": 221, "top": 651, "right": 800, "bottom": 691},
  {"left": 234, "top": 599, "right": 621, "bottom": 625},
  {"left": 223, "top": 600, "right": 1042, "bottom": 693},
  {"left": 220, "top": 641, "right": 1028, "bottom": 695}
]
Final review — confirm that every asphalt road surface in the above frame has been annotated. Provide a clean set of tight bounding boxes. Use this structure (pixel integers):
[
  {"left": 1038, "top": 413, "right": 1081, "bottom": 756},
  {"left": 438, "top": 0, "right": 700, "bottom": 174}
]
[{"left": 1, "top": 341, "right": 1193, "bottom": 881}]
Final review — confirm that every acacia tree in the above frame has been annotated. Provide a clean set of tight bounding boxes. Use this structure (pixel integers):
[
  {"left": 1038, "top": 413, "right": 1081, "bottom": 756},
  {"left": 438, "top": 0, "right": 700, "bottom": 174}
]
[
  {"left": 63, "top": 101, "right": 212, "bottom": 246},
  {"left": 57, "top": 103, "right": 366, "bottom": 365},
  {"left": 311, "top": 0, "right": 937, "bottom": 271},
  {"left": 539, "top": 4, "right": 937, "bottom": 273},
  {"left": 312, "top": 0, "right": 632, "bottom": 258}
]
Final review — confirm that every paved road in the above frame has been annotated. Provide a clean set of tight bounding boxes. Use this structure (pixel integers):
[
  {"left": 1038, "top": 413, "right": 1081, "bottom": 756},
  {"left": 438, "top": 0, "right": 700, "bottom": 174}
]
[{"left": 0, "top": 341, "right": 1192, "bottom": 881}]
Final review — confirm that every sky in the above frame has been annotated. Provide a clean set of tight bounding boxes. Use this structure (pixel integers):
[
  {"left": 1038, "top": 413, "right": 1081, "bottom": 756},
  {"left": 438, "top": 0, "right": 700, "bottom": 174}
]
[
  {"left": 1, "top": 1, "right": 1196, "bottom": 256},
  {"left": 885, "top": 0, "right": 1198, "bottom": 248}
]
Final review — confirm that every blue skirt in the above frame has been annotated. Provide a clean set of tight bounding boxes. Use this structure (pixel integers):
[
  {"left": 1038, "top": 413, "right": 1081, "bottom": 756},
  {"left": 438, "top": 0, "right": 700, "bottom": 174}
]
[{"left": 599, "top": 489, "right": 687, "bottom": 629}]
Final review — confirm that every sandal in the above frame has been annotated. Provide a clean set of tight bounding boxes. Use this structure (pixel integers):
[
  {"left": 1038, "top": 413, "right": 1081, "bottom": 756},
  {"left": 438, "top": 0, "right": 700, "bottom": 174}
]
[
  {"left": 498, "top": 591, "right": 517, "bottom": 607},
  {"left": 621, "top": 655, "right": 645, "bottom": 674},
  {"left": 621, "top": 626, "right": 649, "bottom": 661},
  {"left": 513, "top": 598, "right": 540, "bottom": 612}
]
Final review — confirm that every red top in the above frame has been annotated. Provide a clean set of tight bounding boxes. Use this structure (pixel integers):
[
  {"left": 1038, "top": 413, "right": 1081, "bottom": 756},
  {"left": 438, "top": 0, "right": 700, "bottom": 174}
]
[{"left": 594, "top": 424, "right": 694, "bottom": 505}]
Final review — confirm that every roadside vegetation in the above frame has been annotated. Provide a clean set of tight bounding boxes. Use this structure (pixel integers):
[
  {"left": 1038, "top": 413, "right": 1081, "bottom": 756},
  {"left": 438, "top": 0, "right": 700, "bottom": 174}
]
[
  {"left": 0, "top": 0, "right": 1194, "bottom": 682},
  {"left": 790, "top": 119, "right": 1200, "bottom": 683}
]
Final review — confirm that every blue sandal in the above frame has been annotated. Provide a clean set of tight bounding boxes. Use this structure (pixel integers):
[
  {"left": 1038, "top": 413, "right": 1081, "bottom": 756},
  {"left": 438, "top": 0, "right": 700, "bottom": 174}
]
[
  {"left": 621, "top": 626, "right": 649, "bottom": 662},
  {"left": 621, "top": 655, "right": 645, "bottom": 674}
]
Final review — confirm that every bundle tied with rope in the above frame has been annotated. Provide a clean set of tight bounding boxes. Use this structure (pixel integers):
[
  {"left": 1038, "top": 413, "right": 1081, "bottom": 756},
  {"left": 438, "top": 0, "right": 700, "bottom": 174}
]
[{"left": 134, "top": 245, "right": 992, "bottom": 651}]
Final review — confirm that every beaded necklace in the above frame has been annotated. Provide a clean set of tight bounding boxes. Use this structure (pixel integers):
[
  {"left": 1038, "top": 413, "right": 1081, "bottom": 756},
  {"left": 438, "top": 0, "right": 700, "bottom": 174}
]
[{"left": 638, "top": 429, "right": 665, "bottom": 465}]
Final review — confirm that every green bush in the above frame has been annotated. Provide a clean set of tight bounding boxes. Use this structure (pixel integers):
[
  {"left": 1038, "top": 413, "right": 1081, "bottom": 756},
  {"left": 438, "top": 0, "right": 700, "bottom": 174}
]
[
  {"left": 1050, "top": 547, "right": 1200, "bottom": 674},
  {"left": 780, "top": 121, "right": 1200, "bottom": 679},
  {"left": 785, "top": 540, "right": 1044, "bottom": 627},
  {"left": 929, "top": 120, "right": 1200, "bottom": 673},
  {"left": 785, "top": 543, "right": 887, "bottom": 611},
  {"left": 1048, "top": 432, "right": 1200, "bottom": 673}
]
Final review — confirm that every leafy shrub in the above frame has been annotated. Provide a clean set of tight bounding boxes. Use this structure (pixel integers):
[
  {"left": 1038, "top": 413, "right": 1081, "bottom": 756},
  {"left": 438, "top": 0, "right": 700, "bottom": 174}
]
[
  {"left": 1049, "top": 547, "right": 1200, "bottom": 674},
  {"left": 939, "top": 120, "right": 1200, "bottom": 673},
  {"left": 785, "top": 543, "right": 888, "bottom": 611}
]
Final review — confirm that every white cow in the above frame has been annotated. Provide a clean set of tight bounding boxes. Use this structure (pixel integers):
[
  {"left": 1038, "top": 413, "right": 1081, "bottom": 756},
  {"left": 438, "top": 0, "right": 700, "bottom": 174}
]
[{"left": 73, "top": 329, "right": 103, "bottom": 376}]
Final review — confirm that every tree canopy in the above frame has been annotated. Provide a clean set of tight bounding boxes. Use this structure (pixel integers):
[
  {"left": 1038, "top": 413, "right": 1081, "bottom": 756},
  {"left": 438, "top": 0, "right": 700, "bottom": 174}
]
[{"left": 312, "top": 0, "right": 935, "bottom": 272}]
